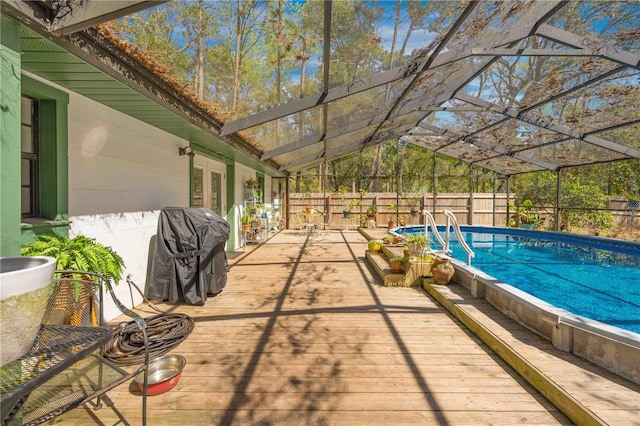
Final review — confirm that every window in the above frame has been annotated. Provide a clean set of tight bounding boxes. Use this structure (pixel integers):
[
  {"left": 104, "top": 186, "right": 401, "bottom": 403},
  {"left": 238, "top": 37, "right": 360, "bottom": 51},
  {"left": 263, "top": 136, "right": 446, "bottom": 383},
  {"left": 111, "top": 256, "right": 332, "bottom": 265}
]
[
  {"left": 21, "top": 95, "right": 39, "bottom": 218},
  {"left": 19, "top": 75, "right": 69, "bottom": 236}
]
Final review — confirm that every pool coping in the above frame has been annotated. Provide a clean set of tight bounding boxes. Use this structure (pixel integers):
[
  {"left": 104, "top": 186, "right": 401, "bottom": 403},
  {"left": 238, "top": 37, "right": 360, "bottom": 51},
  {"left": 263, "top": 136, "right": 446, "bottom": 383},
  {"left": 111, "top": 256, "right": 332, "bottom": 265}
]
[
  {"left": 449, "top": 251, "right": 640, "bottom": 386},
  {"left": 422, "top": 278, "right": 640, "bottom": 426}
]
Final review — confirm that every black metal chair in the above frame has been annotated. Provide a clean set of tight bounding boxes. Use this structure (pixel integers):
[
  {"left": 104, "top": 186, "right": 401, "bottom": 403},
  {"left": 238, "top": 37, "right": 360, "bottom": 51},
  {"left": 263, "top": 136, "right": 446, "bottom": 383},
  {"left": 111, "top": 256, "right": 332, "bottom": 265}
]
[{"left": 1, "top": 271, "right": 149, "bottom": 426}]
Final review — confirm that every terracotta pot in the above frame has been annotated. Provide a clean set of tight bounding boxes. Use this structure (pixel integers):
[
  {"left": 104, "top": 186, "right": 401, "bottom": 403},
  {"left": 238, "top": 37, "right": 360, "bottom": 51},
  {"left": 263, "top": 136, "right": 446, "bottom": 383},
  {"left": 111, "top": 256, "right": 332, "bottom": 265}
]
[
  {"left": 431, "top": 257, "right": 454, "bottom": 285},
  {"left": 242, "top": 224, "right": 252, "bottom": 233},
  {"left": 390, "top": 261, "right": 403, "bottom": 273}
]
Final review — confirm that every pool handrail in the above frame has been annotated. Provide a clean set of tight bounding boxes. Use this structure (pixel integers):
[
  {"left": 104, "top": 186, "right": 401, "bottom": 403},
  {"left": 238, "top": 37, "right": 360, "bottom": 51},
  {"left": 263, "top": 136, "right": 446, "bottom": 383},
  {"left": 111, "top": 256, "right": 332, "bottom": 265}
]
[
  {"left": 443, "top": 210, "right": 475, "bottom": 265},
  {"left": 422, "top": 210, "right": 448, "bottom": 250}
]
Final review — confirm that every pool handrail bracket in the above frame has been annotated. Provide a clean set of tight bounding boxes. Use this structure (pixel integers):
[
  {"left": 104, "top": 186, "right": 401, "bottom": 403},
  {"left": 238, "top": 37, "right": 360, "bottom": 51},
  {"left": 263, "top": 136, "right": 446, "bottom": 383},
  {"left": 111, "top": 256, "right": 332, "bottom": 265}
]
[{"left": 442, "top": 210, "right": 475, "bottom": 265}]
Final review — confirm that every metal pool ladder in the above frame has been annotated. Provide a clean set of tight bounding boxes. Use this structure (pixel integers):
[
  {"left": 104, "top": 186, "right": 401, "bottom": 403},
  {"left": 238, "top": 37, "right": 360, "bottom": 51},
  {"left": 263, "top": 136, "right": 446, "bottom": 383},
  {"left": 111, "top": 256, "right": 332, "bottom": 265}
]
[{"left": 422, "top": 210, "right": 475, "bottom": 265}]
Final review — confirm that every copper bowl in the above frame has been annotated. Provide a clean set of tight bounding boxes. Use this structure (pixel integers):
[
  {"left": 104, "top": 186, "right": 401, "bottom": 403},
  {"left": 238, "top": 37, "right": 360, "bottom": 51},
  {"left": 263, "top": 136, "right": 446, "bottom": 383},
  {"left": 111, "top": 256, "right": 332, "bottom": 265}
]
[{"left": 135, "top": 354, "right": 186, "bottom": 395}]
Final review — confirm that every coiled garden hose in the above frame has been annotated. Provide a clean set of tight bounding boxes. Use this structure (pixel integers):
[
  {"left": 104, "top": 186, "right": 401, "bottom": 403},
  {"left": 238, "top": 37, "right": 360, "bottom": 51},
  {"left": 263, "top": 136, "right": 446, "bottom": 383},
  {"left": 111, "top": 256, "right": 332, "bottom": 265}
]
[{"left": 104, "top": 313, "right": 194, "bottom": 365}]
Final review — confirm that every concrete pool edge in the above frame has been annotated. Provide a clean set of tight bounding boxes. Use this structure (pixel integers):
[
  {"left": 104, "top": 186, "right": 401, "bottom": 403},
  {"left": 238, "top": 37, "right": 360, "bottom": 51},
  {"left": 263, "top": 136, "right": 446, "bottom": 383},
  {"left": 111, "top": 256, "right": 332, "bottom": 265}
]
[{"left": 450, "top": 259, "right": 640, "bottom": 386}]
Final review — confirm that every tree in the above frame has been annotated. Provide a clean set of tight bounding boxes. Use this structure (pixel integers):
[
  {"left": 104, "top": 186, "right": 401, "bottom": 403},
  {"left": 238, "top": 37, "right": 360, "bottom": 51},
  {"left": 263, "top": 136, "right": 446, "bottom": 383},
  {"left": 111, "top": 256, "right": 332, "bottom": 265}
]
[
  {"left": 111, "top": 2, "right": 191, "bottom": 81},
  {"left": 177, "top": 0, "right": 218, "bottom": 97}
]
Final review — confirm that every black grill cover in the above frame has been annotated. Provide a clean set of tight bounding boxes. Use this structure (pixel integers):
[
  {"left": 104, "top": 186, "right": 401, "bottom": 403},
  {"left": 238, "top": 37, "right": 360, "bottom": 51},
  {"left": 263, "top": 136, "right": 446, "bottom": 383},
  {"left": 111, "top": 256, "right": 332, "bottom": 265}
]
[{"left": 147, "top": 207, "right": 230, "bottom": 305}]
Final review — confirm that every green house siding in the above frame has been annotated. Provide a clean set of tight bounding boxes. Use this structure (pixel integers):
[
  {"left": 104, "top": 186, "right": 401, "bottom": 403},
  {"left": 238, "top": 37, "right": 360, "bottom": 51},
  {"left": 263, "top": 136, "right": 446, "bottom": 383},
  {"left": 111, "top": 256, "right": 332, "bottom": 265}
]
[{"left": 0, "top": 17, "right": 22, "bottom": 256}]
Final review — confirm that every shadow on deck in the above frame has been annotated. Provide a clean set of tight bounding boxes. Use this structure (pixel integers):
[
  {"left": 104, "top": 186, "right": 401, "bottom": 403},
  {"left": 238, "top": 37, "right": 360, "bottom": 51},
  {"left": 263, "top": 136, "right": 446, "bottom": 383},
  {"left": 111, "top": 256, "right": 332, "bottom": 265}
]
[{"left": 56, "top": 230, "right": 638, "bottom": 425}]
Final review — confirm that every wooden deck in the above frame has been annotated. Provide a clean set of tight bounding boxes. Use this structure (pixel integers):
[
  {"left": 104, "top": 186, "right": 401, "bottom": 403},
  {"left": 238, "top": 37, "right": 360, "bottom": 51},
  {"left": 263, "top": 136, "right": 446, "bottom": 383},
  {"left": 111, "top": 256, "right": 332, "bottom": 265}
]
[{"left": 54, "top": 230, "right": 635, "bottom": 425}]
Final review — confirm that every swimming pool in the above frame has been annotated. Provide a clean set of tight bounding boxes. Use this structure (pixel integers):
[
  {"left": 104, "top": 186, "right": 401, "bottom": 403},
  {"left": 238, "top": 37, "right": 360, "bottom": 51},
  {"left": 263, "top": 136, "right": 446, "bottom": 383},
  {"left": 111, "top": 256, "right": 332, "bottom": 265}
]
[{"left": 396, "top": 225, "right": 640, "bottom": 334}]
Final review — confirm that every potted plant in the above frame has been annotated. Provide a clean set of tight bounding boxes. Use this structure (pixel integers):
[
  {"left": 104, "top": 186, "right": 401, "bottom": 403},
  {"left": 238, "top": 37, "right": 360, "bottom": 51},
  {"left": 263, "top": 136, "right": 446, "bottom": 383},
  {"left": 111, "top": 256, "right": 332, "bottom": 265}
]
[
  {"left": 245, "top": 177, "right": 259, "bottom": 190},
  {"left": 333, "top": 185, "right": 350, "bottom": 218},
  {"left": 300, "top": 191, "right": 312, "bottom": 212},
  {"left": 407, "top": 197, "right": 421, "bottom": 217},
  {"left": 21, "top": 234, "right": 125, "bottom": 325},
  {"left": 343, "top": 199, "right": 359, "bottom": 219},
  {"left": 22, "top": 234, "right": 125, "bottom": 283},
  {"left": 389, "top": 256, "right": 405, "bottom": 273},
  {"left": 367, "top": 240, "right": 384, "bottom": 253},
  {"left": 240, "top": 212, "right": 253, "bottom": 233},
  {"left": 386, "top": 202, "right": 397, "bottom": 228},
  {"left": 510, "top": 199, "right": 539, "bottom": 229},
  {"left": 531, "top": 214, "right": 545, "bottom": 230},
  {"left": 406, "top": 234, "right": 428, "bottom": 256},
  {"left": 366, "top": 205, "right": 377, "bottom": 218}
]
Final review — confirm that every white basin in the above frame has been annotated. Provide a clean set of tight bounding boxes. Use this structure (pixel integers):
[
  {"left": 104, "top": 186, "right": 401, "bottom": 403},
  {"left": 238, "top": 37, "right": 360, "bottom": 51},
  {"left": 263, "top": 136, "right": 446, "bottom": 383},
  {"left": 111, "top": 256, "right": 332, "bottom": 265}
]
[{"left": 1, "top": 256, "right": 56, "bottom": 366}]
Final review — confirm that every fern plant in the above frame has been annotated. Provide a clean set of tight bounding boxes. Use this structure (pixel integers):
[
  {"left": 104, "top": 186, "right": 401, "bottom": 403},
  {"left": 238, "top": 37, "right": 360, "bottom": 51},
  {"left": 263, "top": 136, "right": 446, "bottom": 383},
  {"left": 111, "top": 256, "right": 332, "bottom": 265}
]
[
  {"left": 21, "top": 234, "right": 125, "bottom": 283},
  {"left": 22, "top": 234, "right": 125, "bottom": 325}
]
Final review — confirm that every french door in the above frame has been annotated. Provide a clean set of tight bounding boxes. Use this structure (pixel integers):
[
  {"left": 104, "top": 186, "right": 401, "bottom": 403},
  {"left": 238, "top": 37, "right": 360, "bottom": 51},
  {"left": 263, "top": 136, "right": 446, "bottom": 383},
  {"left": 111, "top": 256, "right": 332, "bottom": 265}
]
[{"left": 192, "top": 155, "right": 226, "bottom": 219}]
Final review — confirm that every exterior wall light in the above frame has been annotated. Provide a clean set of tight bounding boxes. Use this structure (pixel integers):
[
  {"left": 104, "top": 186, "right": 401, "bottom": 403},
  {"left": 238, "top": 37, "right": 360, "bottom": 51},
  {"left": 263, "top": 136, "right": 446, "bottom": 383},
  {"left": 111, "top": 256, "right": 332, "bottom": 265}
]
[{"left": 179, "top": 146, "right": 194, "bottom": 157}]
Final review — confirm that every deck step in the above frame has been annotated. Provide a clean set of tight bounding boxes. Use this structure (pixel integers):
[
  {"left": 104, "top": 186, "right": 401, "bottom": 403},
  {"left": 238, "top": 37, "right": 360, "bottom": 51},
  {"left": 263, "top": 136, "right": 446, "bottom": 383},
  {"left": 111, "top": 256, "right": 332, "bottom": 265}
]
[
  {"left": 365, "top": 250, "right": 432, "bottom": 288},
  {"left": 364, "top": 251, "right": 406, "bottom": 287}
]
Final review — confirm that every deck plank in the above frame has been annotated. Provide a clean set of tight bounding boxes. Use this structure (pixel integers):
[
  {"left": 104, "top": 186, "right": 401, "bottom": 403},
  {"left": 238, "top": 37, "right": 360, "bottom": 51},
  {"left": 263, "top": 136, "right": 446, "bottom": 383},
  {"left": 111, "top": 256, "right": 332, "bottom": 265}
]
[{"left": 54, "top": 231, "right": 578, "bottom": 425}]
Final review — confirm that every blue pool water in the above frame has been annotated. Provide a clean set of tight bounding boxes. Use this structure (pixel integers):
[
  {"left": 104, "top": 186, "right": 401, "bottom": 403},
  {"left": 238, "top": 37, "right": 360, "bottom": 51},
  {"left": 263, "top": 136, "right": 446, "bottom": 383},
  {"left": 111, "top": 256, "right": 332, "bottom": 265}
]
[{"left": 397, "top": 226, "right": 640, "bottom": 334}]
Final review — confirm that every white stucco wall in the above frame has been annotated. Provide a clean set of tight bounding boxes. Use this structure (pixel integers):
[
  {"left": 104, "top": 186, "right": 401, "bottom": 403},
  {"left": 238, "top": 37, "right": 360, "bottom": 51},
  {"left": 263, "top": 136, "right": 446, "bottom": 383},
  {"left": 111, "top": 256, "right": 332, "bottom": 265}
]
[{"left": 66, "top": 91, "right": 190, "bottom": 321}]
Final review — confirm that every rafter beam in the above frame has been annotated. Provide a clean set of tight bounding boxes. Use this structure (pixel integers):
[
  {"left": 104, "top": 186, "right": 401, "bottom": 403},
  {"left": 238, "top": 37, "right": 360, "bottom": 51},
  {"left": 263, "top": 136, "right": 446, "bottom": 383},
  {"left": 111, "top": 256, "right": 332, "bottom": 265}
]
[
  {"left": 462, "top": 65, "right": 626, "bottom": 138},
  {"left": 1, "top": 0, "right": 167, "bottom": 36},
  {"left": 416, "top": 123, "right": 558, "bottom": 170},
  {"left": 280, "top": 123, "right": 415, "bottom": 172},
  {"left": 263, "top": 105, "right": 432, "bottom": 161},
  {"left": 455, "top": 93, "right": 640, "bottom": 159},
  {"left": 536, "top": 24, "right": 640, "bottom": 69},
  {"left": 471, "top": 48, "right": 599, "bottom": 57}
]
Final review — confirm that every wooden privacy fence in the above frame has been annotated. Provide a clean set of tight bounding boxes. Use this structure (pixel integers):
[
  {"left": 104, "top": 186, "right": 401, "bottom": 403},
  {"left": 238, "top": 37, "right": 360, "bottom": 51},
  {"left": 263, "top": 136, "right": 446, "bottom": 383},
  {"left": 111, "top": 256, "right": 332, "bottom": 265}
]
[
  {"left": 288, "top": 193, "right": 513, "bottom": 229},
  {"left": 286, "top": 193, "right": 639, "bottom": 230}
]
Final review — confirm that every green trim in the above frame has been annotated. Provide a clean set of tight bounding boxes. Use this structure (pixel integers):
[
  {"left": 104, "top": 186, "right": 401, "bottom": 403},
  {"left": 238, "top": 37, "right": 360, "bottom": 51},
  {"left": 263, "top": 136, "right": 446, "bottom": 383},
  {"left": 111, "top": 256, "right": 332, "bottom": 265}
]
[
  {"left": 19, "top": 75, "right": 69, "bottom": 243},
  {"left": 192, "top": 143, "right": 233, "bottom": 165},
  {"left": 0, "top": 20, "right": 22, "bottom": 256},
  {"left": 20, "top": 220, "right": 70, "bottom": 245},
  {"left": 226, "top": 164, "right": 237, "bottom": 249},
  {"left": 188, "top": 149, "right": 194, "bottom": 206}
]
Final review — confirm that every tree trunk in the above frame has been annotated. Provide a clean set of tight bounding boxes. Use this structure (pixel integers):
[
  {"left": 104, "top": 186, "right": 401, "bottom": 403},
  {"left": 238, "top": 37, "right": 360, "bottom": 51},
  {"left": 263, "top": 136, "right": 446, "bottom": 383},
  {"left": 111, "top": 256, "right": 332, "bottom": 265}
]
[{"left": 232, "top": 0, "right": 242, "bottom": 116}]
